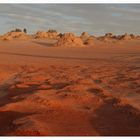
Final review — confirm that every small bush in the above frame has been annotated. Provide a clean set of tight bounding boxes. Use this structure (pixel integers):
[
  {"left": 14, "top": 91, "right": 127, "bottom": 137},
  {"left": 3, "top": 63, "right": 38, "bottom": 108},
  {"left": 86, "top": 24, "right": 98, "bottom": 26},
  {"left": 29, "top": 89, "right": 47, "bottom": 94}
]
[
  {"left": 48, "top": 29, "right": 57, "bottom": 33},
  {"left": 23, "top": 28, "right": 27, "bottom": 33},
  {"left": 11, "top": 28, "right": 22, "bottom": 32},
  {"left": 15, "top": 28, "right": 22, "bottom": 32}
]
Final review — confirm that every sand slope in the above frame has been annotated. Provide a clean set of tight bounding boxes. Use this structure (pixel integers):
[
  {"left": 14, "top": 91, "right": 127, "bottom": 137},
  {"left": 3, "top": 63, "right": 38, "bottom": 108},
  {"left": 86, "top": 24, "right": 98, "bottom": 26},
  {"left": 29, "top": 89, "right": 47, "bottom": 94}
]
[{"left": 0, "top": 39, "right": 140, "bottom": 136}]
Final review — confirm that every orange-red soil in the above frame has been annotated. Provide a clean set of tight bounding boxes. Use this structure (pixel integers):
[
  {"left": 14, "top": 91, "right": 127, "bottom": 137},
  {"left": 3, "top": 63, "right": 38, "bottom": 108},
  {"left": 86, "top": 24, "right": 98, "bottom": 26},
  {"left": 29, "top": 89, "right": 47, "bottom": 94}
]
[{"left": 0, "top": 39, "right": 140, "bottom": 136}]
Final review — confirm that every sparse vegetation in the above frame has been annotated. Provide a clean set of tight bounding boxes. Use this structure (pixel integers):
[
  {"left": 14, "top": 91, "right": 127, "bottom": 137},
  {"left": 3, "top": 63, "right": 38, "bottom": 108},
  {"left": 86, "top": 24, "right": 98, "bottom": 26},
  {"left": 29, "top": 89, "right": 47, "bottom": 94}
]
[
  {"left": 48, "top": 29, "right": 57, "bottom": 33},
  {"left": 23, "top": 28, "right": 27, "bottom": 34},
  {"left": 13, "top": 28, "right": 22, "bottom": 32}
]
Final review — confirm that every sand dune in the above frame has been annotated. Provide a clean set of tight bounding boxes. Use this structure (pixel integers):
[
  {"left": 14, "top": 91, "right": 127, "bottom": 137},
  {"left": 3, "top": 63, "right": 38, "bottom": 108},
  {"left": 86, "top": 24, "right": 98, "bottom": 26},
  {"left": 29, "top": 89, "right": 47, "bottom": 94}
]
[{"left": 0, "top": 31, "right": 140, "bottom": 136}]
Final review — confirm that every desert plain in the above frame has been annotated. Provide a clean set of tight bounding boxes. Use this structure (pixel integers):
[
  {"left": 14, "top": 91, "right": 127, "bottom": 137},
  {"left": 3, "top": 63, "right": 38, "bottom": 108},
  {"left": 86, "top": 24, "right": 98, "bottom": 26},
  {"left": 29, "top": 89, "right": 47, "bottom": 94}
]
[{"left": 0, "top": 30, "right": 140, "bottom": 136}]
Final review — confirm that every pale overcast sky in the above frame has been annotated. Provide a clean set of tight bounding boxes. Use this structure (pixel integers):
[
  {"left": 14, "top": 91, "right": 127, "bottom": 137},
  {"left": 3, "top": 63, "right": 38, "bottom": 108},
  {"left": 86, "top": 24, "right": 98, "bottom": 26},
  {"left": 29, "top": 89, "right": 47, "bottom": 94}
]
[{"left": 0, "top": 4, "right": 140, "bottom": 35}]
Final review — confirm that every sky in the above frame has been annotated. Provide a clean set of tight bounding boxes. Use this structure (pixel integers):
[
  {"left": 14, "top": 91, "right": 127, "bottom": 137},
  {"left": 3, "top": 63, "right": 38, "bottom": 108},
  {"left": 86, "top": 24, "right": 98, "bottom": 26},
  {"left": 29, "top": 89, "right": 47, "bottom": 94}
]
[{"left": 0, "top": 4, "right": 140, "bottom": 36}]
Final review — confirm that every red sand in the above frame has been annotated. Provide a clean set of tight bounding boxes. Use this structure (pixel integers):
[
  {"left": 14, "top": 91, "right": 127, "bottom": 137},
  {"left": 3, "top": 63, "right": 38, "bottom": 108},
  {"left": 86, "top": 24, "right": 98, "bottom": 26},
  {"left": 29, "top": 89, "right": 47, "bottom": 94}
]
[{"left": 0, "top": 38, "right": 140, "bottom": 136}]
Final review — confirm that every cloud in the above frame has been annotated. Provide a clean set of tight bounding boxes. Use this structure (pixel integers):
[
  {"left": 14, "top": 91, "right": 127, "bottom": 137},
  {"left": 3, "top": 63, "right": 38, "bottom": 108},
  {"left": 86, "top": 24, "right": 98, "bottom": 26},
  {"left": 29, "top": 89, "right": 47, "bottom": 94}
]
[
  {"left": 8, "top": 14, "right": 45, "bottom": 23},
  {"left": 111, "top": 12, "right": 123, "bottom": 17}
]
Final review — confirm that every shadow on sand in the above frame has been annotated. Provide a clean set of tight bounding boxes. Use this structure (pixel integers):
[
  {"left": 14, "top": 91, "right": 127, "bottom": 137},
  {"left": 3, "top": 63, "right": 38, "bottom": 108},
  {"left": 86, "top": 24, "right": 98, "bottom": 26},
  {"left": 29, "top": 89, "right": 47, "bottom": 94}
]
[
  {"left": 0, "top": 111, "right": 34, "bottom": 136},
  {"left": 32, "top": 40, "right": 57, "bottom": 47},
  {"left": 91, "top": 97, "right": 140, "bottom": 136}
]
